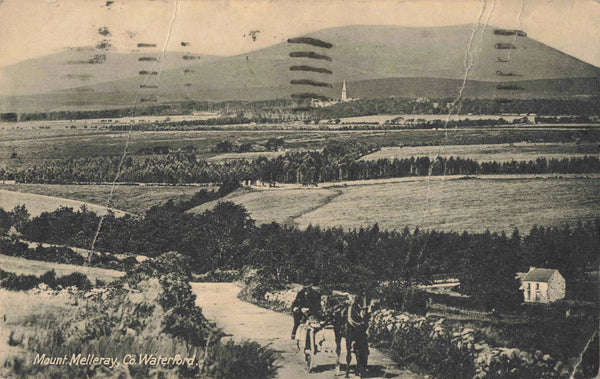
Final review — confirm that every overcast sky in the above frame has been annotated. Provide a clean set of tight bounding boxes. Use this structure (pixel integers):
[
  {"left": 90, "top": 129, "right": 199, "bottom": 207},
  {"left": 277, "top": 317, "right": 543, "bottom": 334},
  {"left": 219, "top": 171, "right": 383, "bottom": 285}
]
[{"left": 1, "top": 0, "right": 599, "bottom": 67}]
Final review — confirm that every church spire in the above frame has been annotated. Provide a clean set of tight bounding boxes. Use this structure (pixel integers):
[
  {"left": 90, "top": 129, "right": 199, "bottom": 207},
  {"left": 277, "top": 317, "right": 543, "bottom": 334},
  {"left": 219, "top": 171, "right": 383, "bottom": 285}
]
[{"left": 341, "top": 80, "right": 347, "bottom": 101}]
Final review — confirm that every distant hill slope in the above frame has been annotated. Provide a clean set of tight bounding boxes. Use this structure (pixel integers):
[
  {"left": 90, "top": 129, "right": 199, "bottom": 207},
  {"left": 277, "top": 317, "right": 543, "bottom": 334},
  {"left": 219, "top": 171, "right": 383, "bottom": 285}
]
[
  {"left": 0, "top": 48, "right": 221, "bottom": 97},
  {"left": 1, "top": 25, "right": 598, "bottom": 111}
]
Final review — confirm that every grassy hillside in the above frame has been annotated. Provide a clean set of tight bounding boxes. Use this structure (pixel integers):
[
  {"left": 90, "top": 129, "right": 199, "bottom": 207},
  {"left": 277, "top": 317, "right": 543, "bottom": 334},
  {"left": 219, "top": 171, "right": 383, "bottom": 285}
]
[
  {"left": 188, "top": 187, "right": 341, "bottom": 225},
  {"left": 202, "top": 175, "right": 600, "bottom": 233}
]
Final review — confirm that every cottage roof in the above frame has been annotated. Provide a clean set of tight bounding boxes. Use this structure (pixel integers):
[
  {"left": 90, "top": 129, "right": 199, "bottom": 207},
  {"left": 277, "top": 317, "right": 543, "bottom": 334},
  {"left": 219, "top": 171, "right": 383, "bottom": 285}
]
[{"left": 523, "top": 268, "right": 559, "bottom": 282}]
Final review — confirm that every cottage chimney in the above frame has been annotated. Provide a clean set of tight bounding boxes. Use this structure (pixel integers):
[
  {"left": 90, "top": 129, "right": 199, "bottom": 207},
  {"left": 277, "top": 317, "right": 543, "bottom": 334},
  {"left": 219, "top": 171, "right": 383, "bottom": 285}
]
[{"left": 529, "top": 267, "right": 535, "bottom": 272}]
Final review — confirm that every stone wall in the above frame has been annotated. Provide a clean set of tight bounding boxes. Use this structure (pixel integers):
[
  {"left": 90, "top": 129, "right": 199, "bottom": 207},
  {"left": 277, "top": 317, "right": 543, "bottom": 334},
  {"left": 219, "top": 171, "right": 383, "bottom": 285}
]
[
  {"left": 368, "top": 308, "right": 571, "bottom": 378},
  {"left": 256, "top": 285, "right": 574, "bottom": 378}
]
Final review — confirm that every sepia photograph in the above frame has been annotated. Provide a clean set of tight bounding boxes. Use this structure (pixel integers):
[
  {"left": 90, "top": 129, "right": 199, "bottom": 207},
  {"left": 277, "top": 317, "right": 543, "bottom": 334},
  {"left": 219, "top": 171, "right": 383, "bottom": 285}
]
[{"left": 0, "top": 0, "right": 598, "bottom": 378}]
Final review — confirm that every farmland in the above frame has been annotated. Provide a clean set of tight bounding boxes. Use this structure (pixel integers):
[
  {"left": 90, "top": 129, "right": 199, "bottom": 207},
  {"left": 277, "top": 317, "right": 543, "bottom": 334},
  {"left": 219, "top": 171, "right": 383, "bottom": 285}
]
[
  {"left": 2, "top": 124, "right": 600, "bottom": 168},
  {"left": 360, "top": 142, "right": 600, "bottom": 162},
  {"left": 337, "top": 113, "right": 532, "bottom": 124},
  {"left": 0, "top": 184, "right": 213, "bottom": 215},
  {"left": 205, "top": 175, "right": 600, "bottom": 233},
  {"left": 205, "top": 150, "right": 288, "bottom": 162},
  {"left": 189, "top": 187, "right": 342, "bottom": 224}
]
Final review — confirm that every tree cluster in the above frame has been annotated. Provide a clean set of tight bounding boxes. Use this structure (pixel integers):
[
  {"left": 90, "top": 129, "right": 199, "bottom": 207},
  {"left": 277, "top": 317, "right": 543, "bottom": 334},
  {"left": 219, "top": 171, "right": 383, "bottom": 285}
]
[
  {"left": 2, "top": 147, "right": 598, "bottom": 185},
  {"left": 5, "top": 199, "right": 598, "bottom": 308}
]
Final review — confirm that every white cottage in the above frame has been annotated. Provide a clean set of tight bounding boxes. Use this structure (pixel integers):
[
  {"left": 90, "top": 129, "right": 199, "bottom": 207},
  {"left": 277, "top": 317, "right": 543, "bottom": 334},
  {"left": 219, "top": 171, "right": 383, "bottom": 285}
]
[{"left": 518, "top": 267, "right": 566, "bottom": 303}]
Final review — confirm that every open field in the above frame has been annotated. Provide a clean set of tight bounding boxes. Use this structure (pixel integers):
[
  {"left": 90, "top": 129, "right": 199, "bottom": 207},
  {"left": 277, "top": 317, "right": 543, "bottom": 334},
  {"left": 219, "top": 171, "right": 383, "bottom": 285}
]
[
  {"left": 189, "top": 187, "right": 342, "bottom": 224},
  {"left": 0, "top": 254, "right": 124, "bottom": 283},
  {"left": 2, "top": 126, "right": 600, "bottom": 167},
  {"left": 0, "top": 128, "right": 334, "bottom": 165},
  {"left": 360, "top": 142, "right": 600, "bottom": 162},
  {"left": 337, "top": 114, "right": 534, "bottom": 124},
  {"left": 0, "top": 189, "right": 131, "bottom": 217},
  {"left": 0, "top": 184, "right": 213, "bottom": 215},
  {"left": 205, "top": 150, "right": 289, "bottom": 162},
  {"left": 207, "top": 175, "right": 600, "bottom": 233}
]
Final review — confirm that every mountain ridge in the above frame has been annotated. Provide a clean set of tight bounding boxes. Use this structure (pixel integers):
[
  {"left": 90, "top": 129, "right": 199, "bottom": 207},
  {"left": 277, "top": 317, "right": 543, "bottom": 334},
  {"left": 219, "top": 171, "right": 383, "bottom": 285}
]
[{"left": 1, "top": 24, "right": 598, "bottom": 111}]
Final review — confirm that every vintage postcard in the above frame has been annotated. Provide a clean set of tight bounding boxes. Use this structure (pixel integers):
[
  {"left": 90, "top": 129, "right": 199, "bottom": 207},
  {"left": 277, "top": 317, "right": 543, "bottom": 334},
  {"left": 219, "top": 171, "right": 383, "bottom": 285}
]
[{"left": 0, "top": 0, "right": 598, "bottom": 378}]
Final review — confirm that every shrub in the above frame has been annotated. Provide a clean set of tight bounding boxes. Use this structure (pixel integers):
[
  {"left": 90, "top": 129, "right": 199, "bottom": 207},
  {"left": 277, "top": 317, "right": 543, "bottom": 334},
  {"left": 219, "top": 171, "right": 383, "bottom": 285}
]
[
  {"left": 0, "top": 269, "right": 93, "bottom": 291},
  {"left": 39, "top": 270, "right": 57, "bottom": 288},
  {"left": 126, "top": 251, "right": 193, "bottom": 283},
  {"left": 240, "top": 270, "right": 286, "bottom": 300},
  {"left": 55, "top": 272, "right": 92, "bottom": 290},
  {"left": 205, "top": 340, "right": 278, "bottom": 379},
  {"left": 385, "top": 323, "right": 476, "bottom": 379},
  {"left": 8, "top": 331, "right": 23, "bottom": 347},
  {"left": 0, "top": 271, "right": 40, "bottom": 291}
]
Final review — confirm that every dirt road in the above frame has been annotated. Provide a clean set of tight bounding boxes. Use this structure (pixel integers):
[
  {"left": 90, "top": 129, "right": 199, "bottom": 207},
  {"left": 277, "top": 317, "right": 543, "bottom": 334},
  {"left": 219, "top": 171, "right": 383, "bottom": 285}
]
[{"left": 191, "top": 282, "right": 426, "bottom": 379}]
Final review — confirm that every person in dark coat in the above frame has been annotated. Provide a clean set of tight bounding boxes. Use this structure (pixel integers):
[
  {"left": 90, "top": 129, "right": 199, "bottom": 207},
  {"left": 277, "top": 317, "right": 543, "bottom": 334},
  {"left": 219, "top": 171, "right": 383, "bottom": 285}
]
[{"left": 291, "top": 283, "right": 322, "bottom": 339}]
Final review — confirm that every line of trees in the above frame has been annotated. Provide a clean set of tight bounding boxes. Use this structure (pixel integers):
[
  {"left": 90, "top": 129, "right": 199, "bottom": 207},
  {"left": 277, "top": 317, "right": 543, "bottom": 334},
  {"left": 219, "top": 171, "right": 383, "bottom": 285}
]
[
  {"left": 2, "top": 147, "right": 599, "bottom": 184},
  {"left": 3, "top": 201, "right": 598, "bottom": 308},
  {"left": 314, "top": 97, "right": 600, "bottom": 119},
  {"left": 5, "top": 97, "right": 599, "bottom": 124}
]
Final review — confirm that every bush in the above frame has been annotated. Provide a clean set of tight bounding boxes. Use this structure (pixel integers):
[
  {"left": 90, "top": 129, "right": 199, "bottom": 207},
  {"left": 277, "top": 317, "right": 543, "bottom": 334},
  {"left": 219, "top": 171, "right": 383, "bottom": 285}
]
[
  {"left": 0, "top": 238, "right": 86, "bottom": 266},
  {"left": 126, "top": 251, "right": 193, "bottom": 283},
  {"left": 0, "top": 269, "right": 92, "bottom": 291},
  {"left": 205, "top": 340, "right": 278, "bottom": 379},
  {"left": 55, "top": 272, "right": 92, "bottom": 290},
  {"left": 0, "top": 270, "right": 40, "bottom": 291},
  {"left": 37, "top": 272, "right": 57, "bottom": 291},
  {"left": 8, "top": 331, "right": 23, "bottom": 347},
  {"left": 238, "top": 270, "right": 285, "bottom": 302},
  {"left": 384, "top": 323, "right": 475, "bottom": 379}
]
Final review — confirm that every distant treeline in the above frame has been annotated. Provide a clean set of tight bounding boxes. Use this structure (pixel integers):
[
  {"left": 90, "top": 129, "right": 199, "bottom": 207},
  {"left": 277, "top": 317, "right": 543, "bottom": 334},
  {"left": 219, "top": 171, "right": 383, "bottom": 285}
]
[
  {"left": 2, "top": 97, "right": 599, "bottom": 123},
  {"left": 2, "top": 201, "right": 598, "bottom": 307},
  {"left": 2, "top": 141, "right": 599, "bottom": 184},
  {"left": 313, "top": 97, "right": 600, "bottom": 119},
  {"left": 108, "top": 116, "right": 253, "bottom": 130}
]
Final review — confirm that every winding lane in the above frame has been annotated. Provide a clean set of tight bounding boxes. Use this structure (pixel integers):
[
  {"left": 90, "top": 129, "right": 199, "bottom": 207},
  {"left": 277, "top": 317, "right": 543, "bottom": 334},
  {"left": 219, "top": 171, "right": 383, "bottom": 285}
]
[{"left": 191, "top": 282, "right": 426, "bottom": 379}]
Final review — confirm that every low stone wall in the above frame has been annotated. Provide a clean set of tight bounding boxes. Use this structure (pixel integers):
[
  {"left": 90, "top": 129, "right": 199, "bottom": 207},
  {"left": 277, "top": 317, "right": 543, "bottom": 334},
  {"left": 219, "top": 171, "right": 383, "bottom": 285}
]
[
  {"left": 255, "top": 285, "right": 573, "bottom": 378},
  {"left": 369, "top": 308, "right": 571, "bottom": 378}
]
